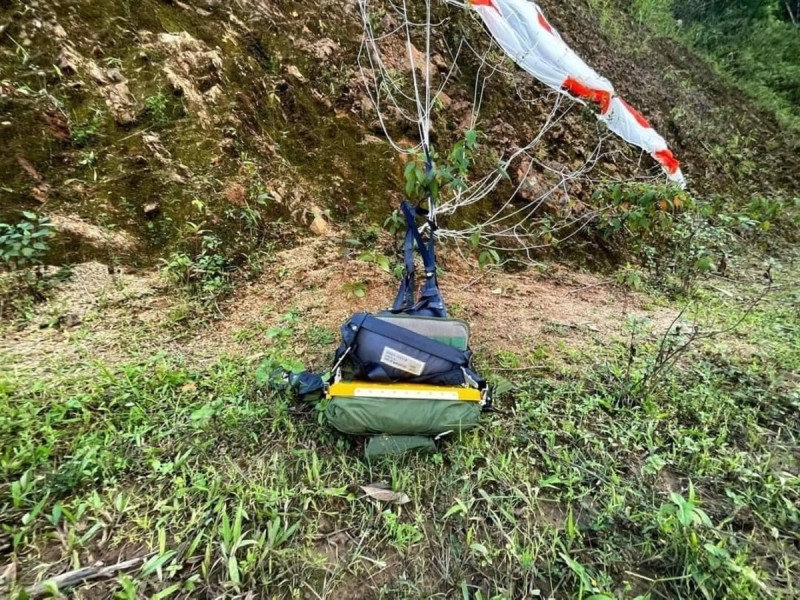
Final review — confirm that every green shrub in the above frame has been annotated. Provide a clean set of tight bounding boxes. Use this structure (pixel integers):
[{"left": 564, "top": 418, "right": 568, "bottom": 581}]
[
  {"left": 162, "top": 234, "right": 233, "bottom": 304},
  {"left": 592, "top": 182, "right": 722, "bottom": 293},
  {"left": 403, "top": 130, "right": 478, "bottom": 204},
  {"left": 0, "top": 212, "right": 53, "bottom": 270}
]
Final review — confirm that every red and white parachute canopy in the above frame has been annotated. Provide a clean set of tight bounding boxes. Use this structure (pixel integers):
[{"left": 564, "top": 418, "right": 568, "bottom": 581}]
[{"left": 470, "top": 0, "right": 686, "bottom": 187}]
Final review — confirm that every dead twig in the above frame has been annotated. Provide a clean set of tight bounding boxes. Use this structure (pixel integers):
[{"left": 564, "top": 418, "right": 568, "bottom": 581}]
[
  {"left": 631, "top": 278, "right": 773, "bottom": 399},
  {"left": 458, "top": 267, "right": 494, "bottom": 291},
  {"left": 26, "top": 553, "right": 155, "bottom": 598},
  {"left": 567, "top": 279, "right": 613, "bottom": 294}
]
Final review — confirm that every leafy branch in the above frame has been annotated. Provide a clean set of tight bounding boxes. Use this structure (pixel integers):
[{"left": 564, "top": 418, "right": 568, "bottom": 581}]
[{"left": 403, "top": 130, "right": 478, "bottom": 204}]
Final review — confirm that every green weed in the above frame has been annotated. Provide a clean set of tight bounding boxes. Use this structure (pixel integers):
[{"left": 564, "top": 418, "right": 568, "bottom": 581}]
[
  {"left": 70, "top": 108, "right": 104, "bottom": 147},
  {"left": 161, "top": 234, "right": 233, "bottom": 305},
  {"left": 1, "top": 263, "right": 797, "bottom": 597},
  {"left": 144, "top": 92, "right": 170, "bottom": 126},
  {"left": 0, "top": 212, "right": 53, "bottom": 270}
]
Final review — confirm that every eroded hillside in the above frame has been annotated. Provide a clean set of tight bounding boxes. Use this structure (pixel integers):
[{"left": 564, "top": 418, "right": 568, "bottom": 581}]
[{"left": 2, "top": 0, "right": 798, "bottom": 267}]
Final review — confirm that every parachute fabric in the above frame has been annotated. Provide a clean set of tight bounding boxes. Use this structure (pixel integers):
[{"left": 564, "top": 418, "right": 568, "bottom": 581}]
[{"left": 470, "top": 0, "right": 686, "bottom": 187}]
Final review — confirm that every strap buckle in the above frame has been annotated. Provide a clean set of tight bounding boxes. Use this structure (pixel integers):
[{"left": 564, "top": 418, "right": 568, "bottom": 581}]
[
  {"left": 330, "top": 346, "right": 351, "bottom": 376},
  {"left": 462, "top": 367, "right": 479, "bottom": 389}
]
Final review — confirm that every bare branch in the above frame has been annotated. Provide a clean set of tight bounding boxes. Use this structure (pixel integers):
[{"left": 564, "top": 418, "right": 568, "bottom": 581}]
[{"left": 26, "top": 554, "right": 154, "bottom": 598}]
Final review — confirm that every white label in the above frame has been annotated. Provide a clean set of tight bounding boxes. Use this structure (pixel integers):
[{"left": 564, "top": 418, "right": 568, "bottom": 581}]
[
  {"left": 380, "top": 347, "right": 426, "bottom": 376},
  {"left": 354, "top": 387, "right": 459, "bottom": 400}
]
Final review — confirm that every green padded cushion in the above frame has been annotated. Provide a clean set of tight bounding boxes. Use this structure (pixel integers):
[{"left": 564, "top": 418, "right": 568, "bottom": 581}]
[{"left": 325, "top": 396, "right": 480, "bottom": 436}]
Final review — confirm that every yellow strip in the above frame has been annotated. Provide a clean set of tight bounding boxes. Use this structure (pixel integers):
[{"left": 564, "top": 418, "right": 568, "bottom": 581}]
[{"left": 328, "top": 381, "right": 481, "bottom": 402}]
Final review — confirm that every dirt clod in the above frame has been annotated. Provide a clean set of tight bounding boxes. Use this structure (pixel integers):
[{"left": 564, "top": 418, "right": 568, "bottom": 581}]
[
  {"left": 49, "top": 215, "right": 138, "bottom": 253},
  {"left": 225, "top": 183, "right": 247, "bottom": 206}
]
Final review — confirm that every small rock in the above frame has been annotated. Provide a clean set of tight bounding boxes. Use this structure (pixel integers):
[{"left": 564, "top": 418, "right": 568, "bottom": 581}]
[
  {"left": 58, "top": 48, "right": 78, "bottom": 73},
  {"left": 310, "top": 214, "right": 329, "bottom": 236},
  {"left": 62, "top": 313, "right": 82, "bottom": 328},
  {"left": 32, "top": 184, "right": 51, "bottom": 203},
  {"left": 88, "top": 63, "right": 108, "bottom": 84},
  {"left": 286, "top": 65, "right": 306, "bottom": 83},
  {"left": 205, "top": 84, "right": 223, "bottom": 104},
  {"left": 1, "top": 561, "right": 17, "bottom": 585},
  {"left": 105, "top": 68, "right": 124, "bottom": 83},
  {"left": 143, "top": 202, "right": 160, "bottom": 218},
  {"left": 105, "top": 81, "right": 136, "bottom": 125}
]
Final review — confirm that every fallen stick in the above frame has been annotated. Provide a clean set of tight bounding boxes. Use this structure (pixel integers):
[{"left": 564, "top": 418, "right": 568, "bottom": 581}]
[
  {"left": 706, "top": 284, "right": 735, "bottom": 298},
  {"left": 26, "top": 554, "right": 152, "bottom": 598},
  {"left": 567, "top": 279, "right": 612, "bottom": 294}
]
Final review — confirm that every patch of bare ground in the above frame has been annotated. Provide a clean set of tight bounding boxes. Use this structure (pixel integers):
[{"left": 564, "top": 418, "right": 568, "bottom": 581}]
[
  {"left": 0, "top": 262, "right": 169, "bottom": 372},
  {"left": 2, "top": 238, "right": 677, "bottom": 373},
  {"left": 187, "top": 237, "right": 676, "bottom": 363}
]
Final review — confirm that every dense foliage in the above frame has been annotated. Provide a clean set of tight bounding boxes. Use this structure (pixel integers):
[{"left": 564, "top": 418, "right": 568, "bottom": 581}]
[{"left": 636, "top": 0, "right": 800, "bottom": 130}]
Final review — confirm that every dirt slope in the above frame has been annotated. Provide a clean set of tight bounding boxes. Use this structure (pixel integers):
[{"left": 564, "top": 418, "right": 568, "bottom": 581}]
[
  {"left": 1, "top": 0, "right": 798, "bottom": 266},
  {"left": 1, "top": 236, "right": 676, "bottom": 381}
]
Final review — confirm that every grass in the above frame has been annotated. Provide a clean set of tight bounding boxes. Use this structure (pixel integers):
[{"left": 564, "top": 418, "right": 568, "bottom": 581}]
[
  {"left": 1, "top": 262, "right": 797, "bottom": 599},
  {"left": 620, "top": 0, "right": 800, "bottom": 140}
]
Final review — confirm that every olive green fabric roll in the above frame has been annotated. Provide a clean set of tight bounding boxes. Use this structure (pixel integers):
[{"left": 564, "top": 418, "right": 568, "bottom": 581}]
[
  {"left": 325, "top": 396, "right": 480, "bottom": 436},
  {"left": 365, "top": 435, "right": 437, "bottom": 460}
]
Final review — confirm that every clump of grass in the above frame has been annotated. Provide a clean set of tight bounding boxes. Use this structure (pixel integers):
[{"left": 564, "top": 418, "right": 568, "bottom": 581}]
[
  {"left": 1, "top": 263, "right": 797, "bottom": 598},
  {"left": 144, "top": 92, "right": 171, "bottom": 127}
]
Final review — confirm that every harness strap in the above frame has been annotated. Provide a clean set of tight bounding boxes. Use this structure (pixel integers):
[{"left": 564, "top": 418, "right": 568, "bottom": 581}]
[
  {"left": 391, "top": 200, "right": 447, "bottom": 317},
  {"left": 401, "top": 201, "right": 435, "bottom": 274}
]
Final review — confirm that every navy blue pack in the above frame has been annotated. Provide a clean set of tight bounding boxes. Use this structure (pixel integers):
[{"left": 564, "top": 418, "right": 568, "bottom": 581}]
[{"left": 272, "top": 200, "right": 493, "bottom": 456}]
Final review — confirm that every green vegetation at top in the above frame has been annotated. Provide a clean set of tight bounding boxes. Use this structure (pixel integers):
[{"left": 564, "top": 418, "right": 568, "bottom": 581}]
[{"left": 630, "top": 0, "right": 800, "bottom": 133}]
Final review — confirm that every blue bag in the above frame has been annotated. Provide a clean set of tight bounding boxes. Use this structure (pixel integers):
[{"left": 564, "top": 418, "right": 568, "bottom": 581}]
[
  {"left": 274, "top": 200, "right": 488, "bottom": 397},
  {"left": 335, "top": 313, "right": 483, "bottom": 387},
  {"left": 266, "top": 200, "right": 495, "bottom": 458}
]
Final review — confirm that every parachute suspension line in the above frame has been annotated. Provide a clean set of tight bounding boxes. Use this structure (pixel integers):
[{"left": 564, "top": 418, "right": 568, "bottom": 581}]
[
  {"left": 400, "top": 0, "right": 429, "bottom": 150},
  {"left": 357, "top": 0, "right": 659, "bottom": 268},
  {"left": 424, "top": 0, "right": 432, "bottom": 151},
  {"left": 423, "top": 0, "right": 439, "bottom": 229}
]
